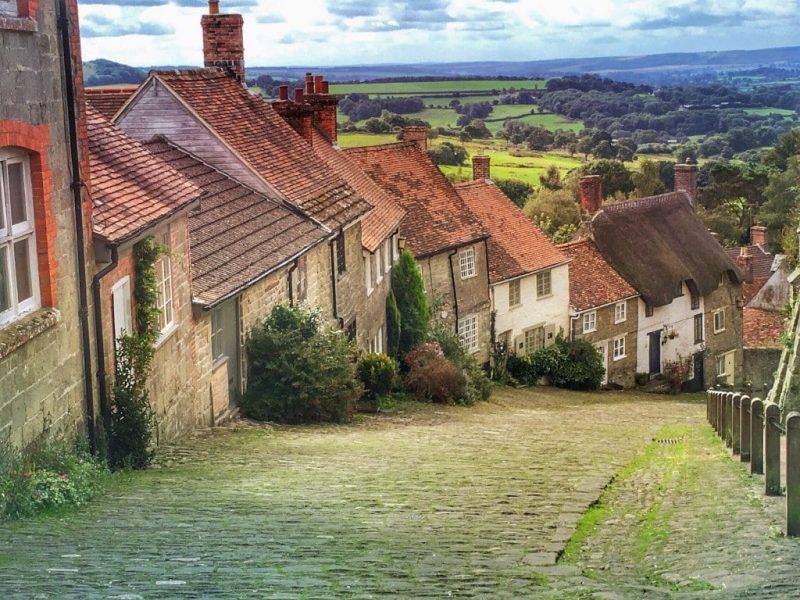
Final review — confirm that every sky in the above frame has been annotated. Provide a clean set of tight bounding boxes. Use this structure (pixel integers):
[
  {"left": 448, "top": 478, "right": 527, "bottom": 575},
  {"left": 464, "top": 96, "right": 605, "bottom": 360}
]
[{"left": 78, "top": 0, "right": 800, "bottom": 67}]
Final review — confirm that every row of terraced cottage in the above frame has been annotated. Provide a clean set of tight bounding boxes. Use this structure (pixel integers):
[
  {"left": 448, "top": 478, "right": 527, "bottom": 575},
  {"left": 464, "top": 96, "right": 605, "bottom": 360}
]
[{"left": 1, "top": 0, "right": 745, "bottom": 448}]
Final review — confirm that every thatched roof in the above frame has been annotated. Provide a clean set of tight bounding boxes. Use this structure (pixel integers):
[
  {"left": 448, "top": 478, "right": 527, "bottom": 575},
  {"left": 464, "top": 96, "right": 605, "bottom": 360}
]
[{"left": 590, "top": 192, "right": 743, "bottom": 307}]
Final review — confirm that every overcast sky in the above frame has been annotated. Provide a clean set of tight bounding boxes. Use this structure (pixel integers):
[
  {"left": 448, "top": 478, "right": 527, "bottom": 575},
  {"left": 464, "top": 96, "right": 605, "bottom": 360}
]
[{"left": 78, "top": 0, "right": 800, "bottom": 67}]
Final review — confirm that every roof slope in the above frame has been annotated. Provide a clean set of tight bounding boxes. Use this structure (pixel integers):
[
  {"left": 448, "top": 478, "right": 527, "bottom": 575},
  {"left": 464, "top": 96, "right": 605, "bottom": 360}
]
[
  {"left": 723, "top": 244, "right": 777, "bottom": 304},
  {"left": 346, "top": 142, "right": 487, "bottom": 257},
  {"left": 744, "top": 307, "right": 784, "bottom": 348},
  {"left": 455, "top": 179, "right": 567, "bottom": 283},
  {"left": 558, "top": 239, "right": 638, "bottom": 310},
  {"left": 85, "top": 87, "right": 138, "bottom": 120},
  {"left": 591, "top": 192, "right": 743, "bottom": 306},
  {"left": 151, "top": 69, "right": 371, "bottom": 230},
  {"left": 87, "top": 106, "right": 201, "bottom": 244},
  {"left": 144, "top": 138, "right": 328, "bottom": 308},
  {"left": 310, "top": 129, "right": 404, "bottom": 252}
]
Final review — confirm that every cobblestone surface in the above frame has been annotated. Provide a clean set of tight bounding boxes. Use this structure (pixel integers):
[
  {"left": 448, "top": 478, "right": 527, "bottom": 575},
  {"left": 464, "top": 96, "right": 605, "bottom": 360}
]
[{"left": 1, "top": 388, "right": 792, "bottom": 598}]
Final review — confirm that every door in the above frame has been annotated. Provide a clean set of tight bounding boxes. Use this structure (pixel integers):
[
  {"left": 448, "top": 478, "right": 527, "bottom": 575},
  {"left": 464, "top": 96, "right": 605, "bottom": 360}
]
[
  {"left": 595, "top": 342, "right": 608, "bottom": 385},
  {"left": 211, "top": 299, "right": 241, "bottom": 401},
  {"left": 648, "top": 330, "right": 662, "bottom": 375}
]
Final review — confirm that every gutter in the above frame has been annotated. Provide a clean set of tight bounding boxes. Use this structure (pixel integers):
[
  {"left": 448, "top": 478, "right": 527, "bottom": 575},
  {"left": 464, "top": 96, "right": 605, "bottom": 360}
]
[
  {"left": 57, "top": 0, "right": 97, "bottom": 453},
  {"left": 287, "top": 260, "right": 297, "bottom": 307},
  {"left": 91, "top": 245, "right": 119, "bottom": 430}
]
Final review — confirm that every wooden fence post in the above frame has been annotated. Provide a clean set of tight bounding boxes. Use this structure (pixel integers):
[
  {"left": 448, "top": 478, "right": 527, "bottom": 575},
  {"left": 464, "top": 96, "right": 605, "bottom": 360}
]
[
  {"left": 787, "top": 412, "right": 800, "bottom": 537},
  {"left": 717, "top": 391, "right": 724, "bottom": 437},
  {"left": 725, "top": 392, "right": 733, "bottom": 448},
  {"left": 740, "top": 395, "right": 751, "bottom": 462},
  {"left": 732, "top": 393, "right": 741, "bottom": 455},
  {"left": 765, "top": 402, "right": 782, "bottom": 496},
  {"left": 751, "top": 398, "right": 764, "bottom": 475}
]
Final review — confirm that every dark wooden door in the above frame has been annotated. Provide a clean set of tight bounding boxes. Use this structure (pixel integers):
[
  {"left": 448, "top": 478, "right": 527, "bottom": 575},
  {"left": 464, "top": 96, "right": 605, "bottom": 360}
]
[{"left": 649, "top": 330, "right": 662, "bottom": 375}]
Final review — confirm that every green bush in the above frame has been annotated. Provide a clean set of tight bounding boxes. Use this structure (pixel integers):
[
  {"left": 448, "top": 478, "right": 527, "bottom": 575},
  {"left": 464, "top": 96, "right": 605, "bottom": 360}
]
[
  {"left": 386, "top": 289, "right": 401, "bottom": 359},
  {"left": 358, "top": 353, "right": 399, "bottom": 400},
  {"left": 391, "top": 250, "right": 430, "bottom": 359},
  {"left": 428, "top": 320, "right": 492, "bottom": 404},
  {"left": 241, "top": 305, "right": 362, "bottom": 424},
  {"left": 404, "top": 342, "right": 467, "bottom": 404},
  {"left": 0, "top": 433, "right": 106, "bottom": 522},
  {"left": 510, "top": 335, "right": 605, "bottom": 391},
  {"left": 506, "top": 353, "right": 542, "bottom": 386}
]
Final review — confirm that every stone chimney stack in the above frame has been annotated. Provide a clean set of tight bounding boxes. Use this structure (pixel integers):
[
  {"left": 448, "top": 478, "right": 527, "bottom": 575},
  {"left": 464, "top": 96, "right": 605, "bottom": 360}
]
[
  {"left": 737, "top": 246, "right": 754, "bottom": 283},
  {"left": 751, "top": 225, "right": 768, "bottom": 249},
  {"left": 201, "top": 0, "right": 245, "bottom": 84},
  {"left": 578, "top": 175, "right": 603, "bottom": 218},
  {"left": 472, "top": 156, "right": 490, "bottom": 181},
  {"left": 401, "top": 126, "right": 428, "bottom": 152},
  {"left": 272, "top": 87, "right": 314, "bottom": 145},
  {"left": 674, "top": 158, "right": 699, "bottom": 209},
  {"left": 305, "top": 73, "right": 339, "bottom": 143}
]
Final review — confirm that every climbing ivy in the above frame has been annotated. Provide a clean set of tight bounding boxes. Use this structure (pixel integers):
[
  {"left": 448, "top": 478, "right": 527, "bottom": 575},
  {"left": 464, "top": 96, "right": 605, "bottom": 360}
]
[{"left": 106, "top": 236, "right": 165, "bottom": 470}]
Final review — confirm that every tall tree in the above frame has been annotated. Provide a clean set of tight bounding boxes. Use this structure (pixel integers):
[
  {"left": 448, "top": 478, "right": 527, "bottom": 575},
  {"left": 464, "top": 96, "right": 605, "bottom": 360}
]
[{"left": 390, "top": 250, "right": 431, "bottom": 359}]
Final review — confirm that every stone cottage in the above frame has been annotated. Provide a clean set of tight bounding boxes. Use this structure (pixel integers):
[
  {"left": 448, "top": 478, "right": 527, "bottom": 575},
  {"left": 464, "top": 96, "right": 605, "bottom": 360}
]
[{"left": 455, "top": 157, "right": 571, "bottom": 355}]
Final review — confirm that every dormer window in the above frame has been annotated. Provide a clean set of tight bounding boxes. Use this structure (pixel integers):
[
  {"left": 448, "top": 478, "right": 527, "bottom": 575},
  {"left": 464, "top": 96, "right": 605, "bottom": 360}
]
[{"left": 675, "top": 281, "right": 683, "bottom": 297}]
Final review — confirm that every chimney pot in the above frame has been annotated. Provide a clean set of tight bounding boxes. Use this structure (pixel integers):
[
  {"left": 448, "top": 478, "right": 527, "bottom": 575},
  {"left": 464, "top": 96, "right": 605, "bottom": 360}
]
[
  {"left": 578, "top": 175, "right": 603, "bottom": 217},
  {"left": 751, "top": 225, "right": 768, "bottom": 249},
  {"left": 402, "top": 126, "right": 428, "bottom": 152},
  {"left": 472, "top": 155, "right": 490, "bottom": 181},
  {"left": 737, "top": 246, "right": 754, "bottom": 283},
  {"left": 294, "top": 88, "right": 304, "bottom": 103},
  {"left": 321, "top": 80, "right": 330, "bottom": 94},
  {"left": 208, "top": 0, "right": 219, "bottom": 15},
  {"left": 314, "top": 75, "right": 324, "bottom": 93},
  {"left": 278, "top": 85, "right": 289, "bottom": 101},
  {"left": 305, "top": 73, "right": 315, "bottom": 95}
]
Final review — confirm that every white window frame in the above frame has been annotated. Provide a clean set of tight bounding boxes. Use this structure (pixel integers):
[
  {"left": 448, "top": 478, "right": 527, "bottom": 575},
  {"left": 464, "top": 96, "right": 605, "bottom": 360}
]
[
  {"left": 524, "top": 326, "right": 546, "bottom": 354},
  {"left": 614, "top": 301, "right": 626, "bottom": 324},
  {"left": 0, "top": 151, "right": 40, "bottom": 326},
  {"left": 459, "top": 247, "right": 476, "bottom": 280},
  {"left": 364, "top": 252, "right": 373, "bottom": 296},
  {"left": 536, "top": 270, "right": 552, "bottom": 298},
  {"left": 384, "top": 239, "right": 392, "bottom": 273},
  {"left": 458, "top": 314, "right": 479, "bottom": 353},
  {"left": 612, "top": 335, "right": 626, "bottom": 361},
  {"left": 155, "top": 231, "right": 175, "bottom": 342},
  {"left": 582, "top": 310, "right": 597, "bottom": 333},
  {"left": 713, "top": 308, "right": 726, "bottom": 333},
  {"left": 716, "top": 354, "right": 727, "bottom": 376},
  {"left": 210, "top": 304, "right": 225, "bottom": 362},
  {"left": 111, "top": 276, "right": 132, "bottom": 343},
  {"left": 508, "top": 279, "right": 521, "bottom": 308},
  {"left": 375, "top": 245, "right": 383, "bottom": 285}
]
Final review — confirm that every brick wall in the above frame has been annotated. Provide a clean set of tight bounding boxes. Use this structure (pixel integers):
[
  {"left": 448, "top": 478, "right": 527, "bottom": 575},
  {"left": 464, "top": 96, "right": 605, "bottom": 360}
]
[
  {"left": 0, "top": 0, "right": 92, "bottom": 447},
  {"left": 201, "top": 12, "right": 244, "bottom": 83}
]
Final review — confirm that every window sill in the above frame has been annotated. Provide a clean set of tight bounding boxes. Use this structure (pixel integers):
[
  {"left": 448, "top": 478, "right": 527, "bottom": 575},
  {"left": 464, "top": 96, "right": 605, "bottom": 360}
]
[
  {"left": 212, "top": 355, "right": 229, "bottom": 371},
  {"left": 537, "top": 293, "right": 553, "bottom": 300},
  {"left": 614, "top": 319, "right": 626, "bottom": 325},
  {"left": 583, "top": 328, "right": 597, "bottom": 335},
  {"left": 0, "top": 307, "right": 59, "bottom": 361},
  {"left": 0, "top": 16, "right": 37, "bottom": 32},
  {"left": 509, "top": 303, "right": 522, "bottom": 311},
  {"left": 714, "top": 329, "right": 726, "bottom": 335},
  {"left": 461, "top": 273, "right": 477, "bottom": 281},
  {"left": 155, "top": 322, "right": 178, "bottom": 349},
  {"left": 613, "top": 355, "right": 626, "bottom": 362}
]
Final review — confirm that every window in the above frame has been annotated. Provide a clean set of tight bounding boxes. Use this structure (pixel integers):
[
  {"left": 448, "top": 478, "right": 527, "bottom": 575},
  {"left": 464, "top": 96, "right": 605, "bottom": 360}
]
[
  {"left": 155, "top": 232, "right": 174, "bottom": 334},
  {"left": 716, "top": 354, "right": 727, "bottom": 376},
  {"left": 346, "top": 319, "right": 357, "bottom": 340},
  {"left": 614, "top": 301, "right": 626, "bottom": 324},
  {"left": 582, "top": 311, "right": 596, "bottom": 333},
  {"left": 336, "top": 234, "right": 346, "bottom": 275},
  {"left": 384, "top": 239, "right": 392, "bottom": 272},
  {"left": 211, "top": 306, "right": 224, "bottom": 360},
  {"left": 613, "top": 335, "right": 626, "bottom": 360},
  {"left": 524, "top": 326, "right": 545, "bottom": 354},
  {"left": 0, "top": 152, "right": 39, "bottom": 325},
  {"left": 364, "top": 253, "right": 372, "bottom": 295},
  {"left": 675, "top": 281, "right": 684, "bottom": 297},
  {"left": 459, "top": 247, "right": 476, "bottom": 279},
  {"left": 713, "top": 309, "right": 726, "bottom": 333},
  {"left": 458, "top": 314, "right": 479, "bottom": 353},
  {"left": 369, "top": 326, "right": 384, "bottom": 354},
  {"left": 536, "top": 270, "right": 552, "bottom": 298},
  {"left": 508, "top": 279, "right": 521, "bottom": 307},
  {"left": 694, "top": 313, "right": 704, "bottom": 343},
  {"left": 375, "top": 246, "right": 384, "bottom": 284},
  {"left": 645, "top": 302, "right": 654, "bottom": 317},
  {"left": 111, "top": 277, "right": 132, "bottom": 342},
  {"left": 691, "top": 293, "right": 700, "bottom": 310}
]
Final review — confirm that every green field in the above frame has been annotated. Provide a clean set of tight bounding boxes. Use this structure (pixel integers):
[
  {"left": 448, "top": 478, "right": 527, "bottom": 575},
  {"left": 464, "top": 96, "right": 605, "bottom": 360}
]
[
  {"left": 743, "top": 107, "right": 796, "bottom": 117},
  {"left": 330, "top": 79, "right": 546, "bottom": 95},
  {"left": 420, "top": 94, "right": 498, "bottom": 106},
  {"left": 485, "top": 112, "right": 584, "bottom": 134}
]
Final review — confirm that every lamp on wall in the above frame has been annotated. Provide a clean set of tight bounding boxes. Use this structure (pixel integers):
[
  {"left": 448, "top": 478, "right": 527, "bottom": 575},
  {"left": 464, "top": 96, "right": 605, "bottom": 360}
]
[{"left": 398, "top": 236, "right": 406, "bottom": 251}]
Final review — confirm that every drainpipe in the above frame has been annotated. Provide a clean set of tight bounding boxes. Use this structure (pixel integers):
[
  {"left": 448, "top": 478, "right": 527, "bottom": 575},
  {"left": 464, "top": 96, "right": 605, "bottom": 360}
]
[
  {"left": 287, "top": 260, "right": 297, "bottom": 307},
  {"left": 329, "top": 235, "right": 342, "bottom": 327},
  {"left": 57, "top": 0, "right": 97, "bottom": 453},
  {"left": 448, "top": 248, "right": 459, "bottom": 333},
  {"left": 91, "top": 245, "right": 119, "bottom": 429}
]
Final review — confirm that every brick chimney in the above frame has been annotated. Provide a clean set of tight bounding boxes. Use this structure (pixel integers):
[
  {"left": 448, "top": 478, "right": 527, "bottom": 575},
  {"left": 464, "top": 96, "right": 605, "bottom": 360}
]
[
  {"left": 674, "top": 158, "right": 698, "bottom": 209},
  {"left": 201, "top": 0, "right": 245, "bottom": 84},
  {"left": 578, "top": 175, "right": 602, "bottom": 217},
  {"left": 751, "top": 225, "right": 768, "bottom": 249},
  {"left": 304, "top": 73, "right": 338, "bottom": 143},
  {"left": 472, "top": 156, "right": 490, "bottom": 181},
  {"left": 737, "top": 246, "right": 754, "bottom": 283},
  {"left": 401, "top": 126, "right": 428, "bottom": 152},
  {"left": 272, "top": 88, "right": 314, "bottom": 145}
]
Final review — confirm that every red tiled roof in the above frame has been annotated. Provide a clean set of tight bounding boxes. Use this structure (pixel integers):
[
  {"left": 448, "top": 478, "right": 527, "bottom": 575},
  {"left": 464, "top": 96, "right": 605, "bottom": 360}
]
[
  {"left": 743, "top": 277, "right": 770, "bottom": 305},
  {"left": 87, "top": 106, "right": 201, "bottom": 244},
  {"left": 85, "top": 87, "right": 138, "bottom": 120},
  {"left": 724, "top": 244, "right": 775, "bottom": 282},
  {"left": 346, "top": 142, "right": 488, "bottom": 257},
  {"left": 455, "top": 180, "right": 567, "bottom": 283},
  {"left": 151, "top": 69, "right": 371, "bottom": 230},
  {"left": 744, "top": 307, "right": 784, "bottom": 348},
  {"left": 558, "top": 239, "right": 638, "bottom": 310},
  {"left": 310, "top": 129, "right": 404, "bottom": 252},
  {"left": 144, "top": 138, "right": 328, "bottom": 307}
]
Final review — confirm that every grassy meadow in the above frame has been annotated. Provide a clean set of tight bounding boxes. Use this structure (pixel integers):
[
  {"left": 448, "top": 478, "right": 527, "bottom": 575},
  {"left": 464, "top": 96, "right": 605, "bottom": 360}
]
[{"left": 329, "top": 79, "right": 545, "bottom": 95}]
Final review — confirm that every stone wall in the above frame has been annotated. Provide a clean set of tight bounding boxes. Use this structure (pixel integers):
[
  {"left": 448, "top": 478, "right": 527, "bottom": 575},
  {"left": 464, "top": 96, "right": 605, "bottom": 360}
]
[
  {"left": 744, "top": 348, "right": 780, "bottom": 397},
  {"left": 0, "top": 0, "right": 93, "bottom": 447},
  {"left": 703, "top": 279, "right": 744, "bottom": 388},
  {"left": 574, "top": 298, "right": 639, "bottom": 388},
  {"left": 333, "top": 224, "right": 365, "bottom": 336}
]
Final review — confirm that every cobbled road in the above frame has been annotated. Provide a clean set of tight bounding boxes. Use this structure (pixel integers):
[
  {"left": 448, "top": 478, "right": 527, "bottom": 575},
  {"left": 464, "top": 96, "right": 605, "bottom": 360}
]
[{"left": 0, "top": 388, "right": 794, "bottom": 598}]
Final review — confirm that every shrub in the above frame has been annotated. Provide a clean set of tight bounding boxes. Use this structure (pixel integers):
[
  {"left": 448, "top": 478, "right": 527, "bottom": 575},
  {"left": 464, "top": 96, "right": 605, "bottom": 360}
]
[
  {"left": 511, "top": 335, "right": 605, "bottom": 391},
  {"left": 404, "top": 342, "right": 467, "bottom": 404},
  {"left": 391, "top": 250, "right": 430, "bottom": 359},
  {"left": 241, "top": 305, "right": 362, "bottom": 424},
  {"left": 358, "top": 353, "right": 399, "bottom": 400},
  {"left": 0, "top": 433, "right": 106, "bottom": 522},
  {"left": 386, "top": 289, "right": 401, "bottom": 359},
  {"left": 506, "top": 353, "right": 542, "bottom": 386},
  {"left": 428, "top": 320, "right": 492, "bottom": 404}
]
